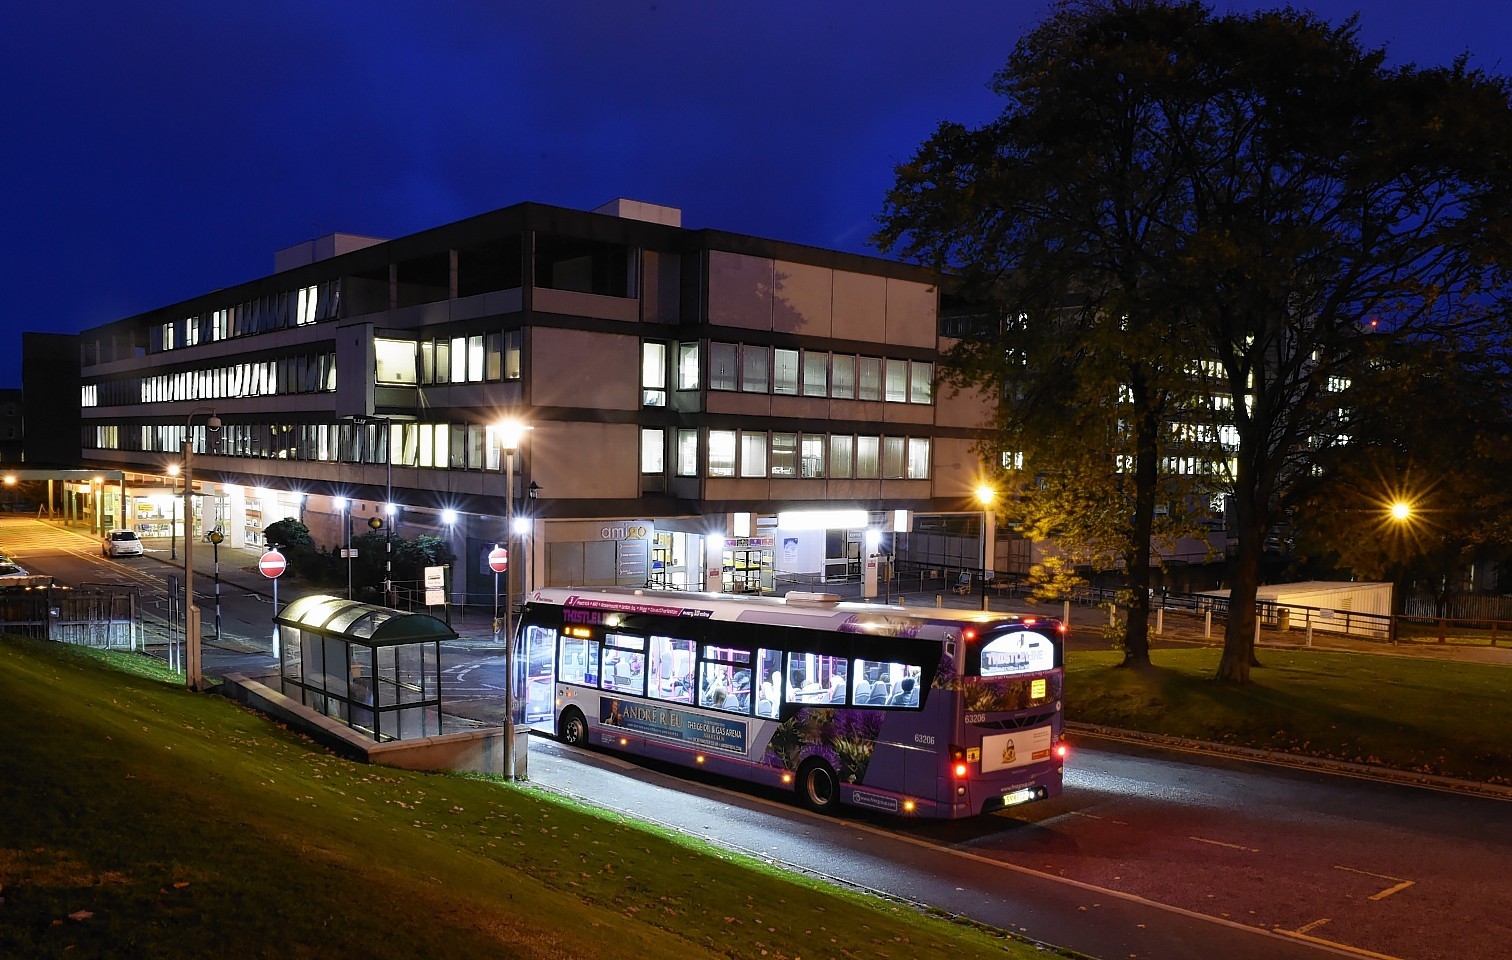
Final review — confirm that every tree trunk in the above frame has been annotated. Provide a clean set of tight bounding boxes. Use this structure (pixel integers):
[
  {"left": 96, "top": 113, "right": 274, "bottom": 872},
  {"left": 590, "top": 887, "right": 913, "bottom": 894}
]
[
  {"left": 1120, "top": 371, "right": 1160, "bottom": 668},
  {"left": 1216, "top": 503, "right": 1264, "bottom": 684}
]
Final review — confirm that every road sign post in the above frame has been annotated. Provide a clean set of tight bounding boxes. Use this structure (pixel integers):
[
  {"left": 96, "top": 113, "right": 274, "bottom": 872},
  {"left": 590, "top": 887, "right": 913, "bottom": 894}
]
[{"left": 260, "top": 548, "right": 286, "bottom": 656}]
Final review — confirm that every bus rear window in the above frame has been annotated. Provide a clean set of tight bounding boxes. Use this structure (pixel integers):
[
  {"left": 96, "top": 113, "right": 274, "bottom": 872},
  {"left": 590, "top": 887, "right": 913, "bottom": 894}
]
[{"left": 978, "top": 629, "right": 1056, "bottom": 677}]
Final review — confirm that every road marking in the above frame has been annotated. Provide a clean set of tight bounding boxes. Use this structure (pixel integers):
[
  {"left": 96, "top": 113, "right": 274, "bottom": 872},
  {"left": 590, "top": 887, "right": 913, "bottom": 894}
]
[
  {"left": 539, "top": 742, "right": 1394, "bottom": 960},
  {"left": 1334, "top": 865, "right": 1415, "bottom": 900},
  {"left": 1274, "top": 925, "right": 1406, "bottom": 960},
  {"left": 1296, "top": 918, "right": 1331, "bottom": 934},
  {"left": 1067, "top": 811, "right": 1129, "bottom": 825},
  {"left": 1189, "top": 835, "right": 1259, "bottom": 852}
]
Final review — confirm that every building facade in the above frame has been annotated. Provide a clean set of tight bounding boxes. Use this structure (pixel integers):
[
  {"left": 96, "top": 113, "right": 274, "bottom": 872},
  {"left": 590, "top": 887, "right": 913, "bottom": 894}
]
[{"left": 72, "top": 199, "right": 997, "bottom": 602}]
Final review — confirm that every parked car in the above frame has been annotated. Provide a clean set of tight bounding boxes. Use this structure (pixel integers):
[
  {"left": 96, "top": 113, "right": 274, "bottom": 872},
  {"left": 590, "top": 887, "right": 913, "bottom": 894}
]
[
  {"left": 0, "top": 559, "right": 29, "bottom": 578},
  {"left": 102, "top": 529, "right": 145, "bottom": 558}
]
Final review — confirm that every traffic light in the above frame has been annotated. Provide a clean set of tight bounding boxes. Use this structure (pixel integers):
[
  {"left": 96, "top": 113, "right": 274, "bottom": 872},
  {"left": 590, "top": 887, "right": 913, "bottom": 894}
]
[{"left": 368, "top": 516, "right": 383, "bottom": 531}]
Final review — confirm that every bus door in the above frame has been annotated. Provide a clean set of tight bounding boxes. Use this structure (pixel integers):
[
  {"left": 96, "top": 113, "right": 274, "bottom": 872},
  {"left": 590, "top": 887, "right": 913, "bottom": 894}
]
[{"left": 521, "top": 621, "right": 558, "bottom": 726}]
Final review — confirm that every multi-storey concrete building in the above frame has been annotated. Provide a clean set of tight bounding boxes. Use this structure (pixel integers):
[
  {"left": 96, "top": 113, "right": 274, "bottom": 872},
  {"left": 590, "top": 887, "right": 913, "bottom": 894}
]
[{"left": 71, "top": 198, "right": 998, "bottom": 602}]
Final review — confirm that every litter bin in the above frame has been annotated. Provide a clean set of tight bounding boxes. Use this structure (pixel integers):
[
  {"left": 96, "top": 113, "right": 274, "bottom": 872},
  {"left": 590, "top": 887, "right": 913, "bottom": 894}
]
[{"left": 1276, "top": 607, "right": 1291, "bottom": 631}]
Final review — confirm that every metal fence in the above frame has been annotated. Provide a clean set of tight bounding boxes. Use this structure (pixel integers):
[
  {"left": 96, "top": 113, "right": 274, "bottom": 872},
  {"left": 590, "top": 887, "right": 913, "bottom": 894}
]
[{"left": 0, "top": 587, "right": 141, "bottom": 648}]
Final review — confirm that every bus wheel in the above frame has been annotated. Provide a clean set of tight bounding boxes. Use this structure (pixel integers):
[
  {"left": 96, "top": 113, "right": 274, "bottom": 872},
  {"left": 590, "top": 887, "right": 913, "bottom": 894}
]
[
  {"left": 797, "top": 758, "right": 839, "bottom": 812},
  {"left": 558, "top": 708, "right": 587, "bottom": 745}
]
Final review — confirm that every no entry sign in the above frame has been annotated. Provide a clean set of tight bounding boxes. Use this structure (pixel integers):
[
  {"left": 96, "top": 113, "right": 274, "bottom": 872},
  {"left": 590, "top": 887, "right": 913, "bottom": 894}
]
[
  {"left": 259, "top": 550, "right": 288, "bottom": 579},
  {"left": 487, "top": 545, "right": 509, "bottom": 573}
]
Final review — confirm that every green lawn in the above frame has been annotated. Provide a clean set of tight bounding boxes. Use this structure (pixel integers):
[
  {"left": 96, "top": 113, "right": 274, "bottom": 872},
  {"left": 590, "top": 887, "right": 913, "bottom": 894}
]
[
  {"left": 0, "top": 637, "right": 1058, "bottom": 960},
  {"left": 1067, "top": 647, "right": 1512, "bottom": 784}
]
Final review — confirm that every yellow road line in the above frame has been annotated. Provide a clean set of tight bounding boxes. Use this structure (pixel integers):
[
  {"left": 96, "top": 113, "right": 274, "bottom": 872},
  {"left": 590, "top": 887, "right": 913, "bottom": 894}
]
[{"left": 1189, "top": 835, "right": 1260, "bottom": 852}]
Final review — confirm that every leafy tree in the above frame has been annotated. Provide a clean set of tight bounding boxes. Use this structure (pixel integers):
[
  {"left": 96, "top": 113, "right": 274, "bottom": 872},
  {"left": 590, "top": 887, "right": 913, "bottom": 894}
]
[
  {"left": 347, "top": 531, "right": 457, "bottom": 597},
  {"left": 879, "top": 0, "right": 1512, "bottom": 683},
  {"left": 1291, "top": 344, "right": 1512, "bottom": 613},
  {"left": 262, "top": 518, "right": 317, "bottom": 579}
]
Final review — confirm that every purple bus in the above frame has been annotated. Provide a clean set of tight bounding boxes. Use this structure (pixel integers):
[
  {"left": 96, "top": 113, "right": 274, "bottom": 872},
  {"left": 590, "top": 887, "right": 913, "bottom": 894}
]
[{"left": 516, "top": 586, "right": 1066, "bottom": 818}]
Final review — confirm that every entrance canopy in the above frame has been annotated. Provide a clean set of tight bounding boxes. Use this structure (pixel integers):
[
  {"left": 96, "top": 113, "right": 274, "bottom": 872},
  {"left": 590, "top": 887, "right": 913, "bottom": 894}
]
[{"left": 275, "top": 594, "right": 457, "bottom": 742}]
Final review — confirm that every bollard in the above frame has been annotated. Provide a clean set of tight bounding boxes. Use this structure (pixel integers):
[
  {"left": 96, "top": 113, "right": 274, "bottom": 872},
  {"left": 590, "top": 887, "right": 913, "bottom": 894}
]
[
  {"left": 1156, "top": 607, "right": 1164, "bottom": 636},
  {"left": 936, "top": 595, "right": 943, "bottom": 608},
  {"left": 1253, "top": 615, "right": 1261, "bottom": 646},
  {"left": 1063, "top": 600, "right": 1071, "bottom": 632},
  {"left": 1204, "top": 609, "right": 1212, "bottom": 639},
  {"left": 1306, "top": 620, "right": 1313, "bottom": 647},
  {"left": 1109, "top": 603, "right": 1117, "bottom": 626}
]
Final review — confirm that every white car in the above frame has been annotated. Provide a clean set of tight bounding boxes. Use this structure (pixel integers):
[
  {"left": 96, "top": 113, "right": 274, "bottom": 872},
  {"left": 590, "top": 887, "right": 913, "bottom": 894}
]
[
  {"left": 0, "top": 559, "right": 29, "bottom": 578},
  {"left": 102, "top": 530, "right": 145, "bottom": 558}
]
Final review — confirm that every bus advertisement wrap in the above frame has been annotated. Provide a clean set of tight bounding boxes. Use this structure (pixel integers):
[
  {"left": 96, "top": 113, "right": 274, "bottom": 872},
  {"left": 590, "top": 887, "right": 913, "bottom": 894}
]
[
  {"left": 980, "top": 726, "right": 1054, "bottom": 772},
  {"left": 601, "top": 697, "right": 748, "bottom": 754}
]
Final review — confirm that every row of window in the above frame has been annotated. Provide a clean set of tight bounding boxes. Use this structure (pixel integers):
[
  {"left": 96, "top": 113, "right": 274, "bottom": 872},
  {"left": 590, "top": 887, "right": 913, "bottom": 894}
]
[
  {"left": 645, "top": 428, "right": 931, "bottom": 480},
  {"left": 551, "top": 630, "right": 926, "bottom": 716},
  {"left": 642, "top": 342, "right": 934, "bottom": 406},
  {"left": 81, "top": 352, "right": 338, "bottom": 408},
  {"left": 84, "top": 419, "right": 933, "bottom": 481},
  {"left": 375, "top": 332, "right": 523, "bottom": 385},
  {"left": 154, "top": 282, "right": 340, "bottom": 352}
]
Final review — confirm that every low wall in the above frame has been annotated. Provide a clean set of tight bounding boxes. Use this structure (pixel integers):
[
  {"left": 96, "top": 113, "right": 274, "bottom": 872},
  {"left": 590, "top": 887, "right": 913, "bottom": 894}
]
[{"left": 218, "top": 673, "right": 507, "bottom": 776}]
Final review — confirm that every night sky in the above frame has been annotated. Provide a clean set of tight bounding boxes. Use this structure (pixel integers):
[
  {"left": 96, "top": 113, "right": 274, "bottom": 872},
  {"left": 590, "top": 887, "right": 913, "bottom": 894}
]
[{"left": 2, "top": 1, "right": 1507, "bottom": 388}]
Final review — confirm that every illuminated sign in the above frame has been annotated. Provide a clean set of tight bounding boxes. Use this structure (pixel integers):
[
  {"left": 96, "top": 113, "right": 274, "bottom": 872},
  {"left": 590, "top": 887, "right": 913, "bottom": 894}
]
[{"left": 776, "top": 509, "right": 869, "bottom": 531}]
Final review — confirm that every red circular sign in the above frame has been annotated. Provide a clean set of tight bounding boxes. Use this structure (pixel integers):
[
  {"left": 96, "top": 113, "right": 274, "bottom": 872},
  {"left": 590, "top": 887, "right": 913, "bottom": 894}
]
[
  {"left": 487, "top": 545, "right": 509, "bottom": 573},
  {"left": 259, "top": 550, "right": 288, "bottom": 579}
]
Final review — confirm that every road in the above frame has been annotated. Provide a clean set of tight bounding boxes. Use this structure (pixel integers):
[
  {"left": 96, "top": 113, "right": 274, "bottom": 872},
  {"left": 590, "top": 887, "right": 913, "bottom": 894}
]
[{"left": 5, "top": 517, "right": 1508, "bottom": 960}]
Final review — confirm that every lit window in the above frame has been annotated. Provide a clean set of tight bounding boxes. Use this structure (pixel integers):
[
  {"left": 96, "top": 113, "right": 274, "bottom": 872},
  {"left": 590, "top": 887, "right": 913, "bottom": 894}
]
[
  {"left": 802, "top": 352, "right": 828, "bottom": 397},
  {"left": 708, "top": 430, "right": 736, "bottom": 477},
  {"left": 741, "top": 345, "right": 770, "bottom": 393},
  {"left": 676, "top": 429, "right": 699, "bottom": 476},
  {"left": 770, "top": 432, "right": 797, "bottom": 477},
  {"left": 740, "top": 431, "right": 767, "bottom": 477},
  {"left": 907, "top": 438, "right": 930, "bottom": 479},
  {"left": 641, "top": 428, "right": 665, "bottom": 474},
  {"left": 677, "top": 343, "right": 700, "bottom": 390},
  {"left": 773, "top": 349, "right": 799, "bottom": 395},
  {"left": 642, "top": 342, "right": 667, "bottom": 407}
]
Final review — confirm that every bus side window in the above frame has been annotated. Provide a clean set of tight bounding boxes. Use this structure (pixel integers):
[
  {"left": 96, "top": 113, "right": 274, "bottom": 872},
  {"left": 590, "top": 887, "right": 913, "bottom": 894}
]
[{"left": 753, "top": 648, "right": 783, "bottom": 715}]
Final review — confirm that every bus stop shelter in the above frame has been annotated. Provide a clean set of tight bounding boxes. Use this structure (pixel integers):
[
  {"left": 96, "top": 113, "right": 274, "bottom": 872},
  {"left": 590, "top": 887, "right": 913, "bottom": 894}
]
[{"left": 275, "top": 594, "right": 456, "bottom": 742}]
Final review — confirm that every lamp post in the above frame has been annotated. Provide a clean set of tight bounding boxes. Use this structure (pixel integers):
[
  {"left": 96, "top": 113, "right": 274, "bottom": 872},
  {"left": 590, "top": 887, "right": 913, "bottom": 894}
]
[
  {"left": 494, "top": 419, "right": 530, "bottom": 780},
  {"left": 183, "top": 407, "right": 221, "bottom": 691},
  {"left": 167, "top": 464, "right": 181, "bottom": 560},
  {"left": 975, "top": 485, "right": 996, "bottom": 611},
  {"left": 335, "top": 497, "right": 352, "bottom": 599}
]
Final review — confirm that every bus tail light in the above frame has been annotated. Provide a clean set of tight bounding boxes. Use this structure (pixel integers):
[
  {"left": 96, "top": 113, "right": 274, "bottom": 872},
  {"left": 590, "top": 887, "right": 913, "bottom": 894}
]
[
  {"left": 949, "top": 745, "right": 969, "bottom": 778},
  {"left": 1055, "top": 742, "right": 1069, "bottom": 760}
]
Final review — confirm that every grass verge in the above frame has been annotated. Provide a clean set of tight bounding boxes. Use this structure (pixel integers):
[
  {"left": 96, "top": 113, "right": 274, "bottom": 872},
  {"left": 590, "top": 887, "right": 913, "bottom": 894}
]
[
  {"left": 1066, "top": 647, "right": 1512, "bottom": 784},
  {"left": 0, "top": 636, "right": 1061, "bottom": 960}
]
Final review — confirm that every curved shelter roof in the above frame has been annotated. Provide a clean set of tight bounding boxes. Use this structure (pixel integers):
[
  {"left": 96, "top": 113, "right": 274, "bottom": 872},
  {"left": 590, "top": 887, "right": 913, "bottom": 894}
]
[{"left": 275, "top": 594, "right": 457, "bottom": 646}]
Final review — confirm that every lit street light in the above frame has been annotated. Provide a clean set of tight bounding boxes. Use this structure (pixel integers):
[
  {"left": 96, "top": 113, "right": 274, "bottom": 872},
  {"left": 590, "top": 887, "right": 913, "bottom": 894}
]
[
  {"left": 167, "top": 464, "right": 181, "bottom": 560},
  {"left": 976, "top": 485, "right": 997, "bottom": 611},
  {"left": 494, "top": 418, "right": 531, "bottom": 780},
  {"left": 1390, "top": 501, "right": 1412, "bottom": 522},
  {"left": 182, "top": 407, "right": 221, "bottom": 692}
]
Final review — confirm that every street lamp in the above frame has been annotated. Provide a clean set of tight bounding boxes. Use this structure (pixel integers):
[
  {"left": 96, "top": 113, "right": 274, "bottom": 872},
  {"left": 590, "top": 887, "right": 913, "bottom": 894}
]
[
  {"left": 494, "top": 418, "right": 531, "bottom": 780},
  {"left": 183, "top": 407, "right": 221, "bottom": 691},
  {"left": 1390, "top": 501, "right": 1412, "bottom": 522},
  {"left": 975, "top": 485, "right": 996, "bottom": 611},
  {"left": 167, "top": 464, "right": 181, "bottom": 561}
]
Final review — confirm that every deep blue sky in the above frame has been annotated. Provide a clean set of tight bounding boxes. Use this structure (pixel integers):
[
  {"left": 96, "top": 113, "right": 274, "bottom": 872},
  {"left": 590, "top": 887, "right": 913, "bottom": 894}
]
[{"left": 2, "top": 1, "right": 1507, "bottom": 388}]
